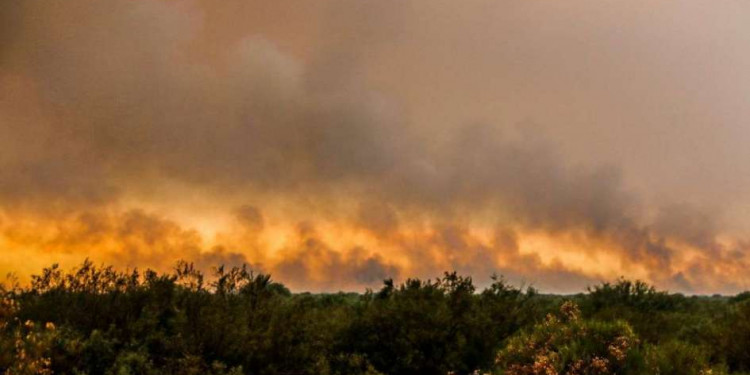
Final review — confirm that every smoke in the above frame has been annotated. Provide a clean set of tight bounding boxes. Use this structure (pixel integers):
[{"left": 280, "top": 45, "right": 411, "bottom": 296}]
[{"left": 2, "top": 0, "right": 750, "bottom": 293}]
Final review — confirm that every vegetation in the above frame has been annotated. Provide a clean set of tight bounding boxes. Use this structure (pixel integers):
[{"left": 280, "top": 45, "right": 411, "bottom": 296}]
[{"left": 1, "top": 261, "right": 748, "bottom": 375}]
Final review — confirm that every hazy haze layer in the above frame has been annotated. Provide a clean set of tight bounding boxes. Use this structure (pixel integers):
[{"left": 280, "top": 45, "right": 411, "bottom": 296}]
[{"left": 2, "top": 0, "right": 750, "bottom": 293}]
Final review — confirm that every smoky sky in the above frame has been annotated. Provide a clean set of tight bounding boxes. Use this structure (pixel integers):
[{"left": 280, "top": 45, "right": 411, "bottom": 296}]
[{"left": 2, "top": 0, "right": 750, "bottom": 293}]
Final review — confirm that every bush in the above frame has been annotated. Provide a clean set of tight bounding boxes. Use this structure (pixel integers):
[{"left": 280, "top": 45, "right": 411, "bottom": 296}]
[
  {"left": 644, "top": 340, "right": 717, "bottom": 375},
  {"left": 496, "top": 301, "right": 645, "bottom": 375}
]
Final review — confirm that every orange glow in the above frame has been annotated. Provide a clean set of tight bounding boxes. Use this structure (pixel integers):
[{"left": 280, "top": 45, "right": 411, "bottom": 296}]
[{"left": 2, "top": 203, "right": 748, "bottom": 293}]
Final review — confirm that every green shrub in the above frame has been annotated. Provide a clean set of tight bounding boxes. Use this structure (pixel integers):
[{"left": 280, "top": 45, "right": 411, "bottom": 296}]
[
  {"left": 644, "top": 340, "right": 717, "bottom": 375},
  {"left": 496, "top": 301, "right": 645, "bottom": 375}
]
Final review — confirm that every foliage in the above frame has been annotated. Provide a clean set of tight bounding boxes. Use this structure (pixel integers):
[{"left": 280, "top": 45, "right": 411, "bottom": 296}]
[
  {"left": 1, "top": 262, "right": 749, "bottom": 374},
  {"left": 643, "top": 340, "right": 719, "bottom": 375},
  {"left": 496, "top": 301, "right": 644, "bottom": 375}
]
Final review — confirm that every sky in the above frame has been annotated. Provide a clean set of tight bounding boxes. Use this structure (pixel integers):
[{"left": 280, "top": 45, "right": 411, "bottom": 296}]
[{"left": 2, "top": 0, "right": 750, "bottom": 293}]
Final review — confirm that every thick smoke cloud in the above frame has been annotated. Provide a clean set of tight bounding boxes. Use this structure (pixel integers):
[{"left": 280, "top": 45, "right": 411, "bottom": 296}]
[{"left": 2, "top": 0, "right": 750, "bottom": 293}]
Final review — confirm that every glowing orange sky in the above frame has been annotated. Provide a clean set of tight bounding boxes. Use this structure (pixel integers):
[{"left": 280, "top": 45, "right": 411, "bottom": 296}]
[{"left": 2, "top": 0, "right": 750, "bottom": 293}]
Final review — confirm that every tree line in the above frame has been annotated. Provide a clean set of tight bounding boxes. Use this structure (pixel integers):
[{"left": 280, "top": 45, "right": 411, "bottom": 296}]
[{"left": 2, "top": 260, "right": 750, "bottom": 375}]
